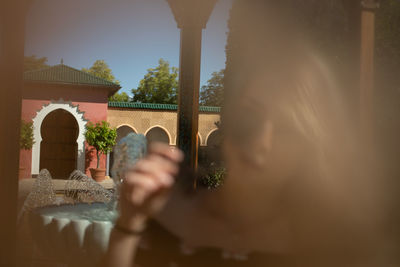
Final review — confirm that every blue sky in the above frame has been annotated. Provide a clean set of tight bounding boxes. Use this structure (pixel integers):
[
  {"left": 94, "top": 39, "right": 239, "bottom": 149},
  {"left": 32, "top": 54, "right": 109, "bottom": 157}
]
[{"left": 25, "top": 0, "right": 232, "bottom": 95}]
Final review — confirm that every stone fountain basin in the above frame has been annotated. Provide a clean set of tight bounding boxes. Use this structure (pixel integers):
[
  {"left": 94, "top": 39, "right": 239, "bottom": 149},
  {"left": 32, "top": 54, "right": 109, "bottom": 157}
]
[{"left": 29, "top": 203, "right": 117, "bottom": 267}]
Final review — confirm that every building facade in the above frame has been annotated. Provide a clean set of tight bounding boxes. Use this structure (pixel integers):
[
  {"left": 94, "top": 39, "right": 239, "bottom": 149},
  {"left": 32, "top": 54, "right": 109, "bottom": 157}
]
[{"left": 19, "top": 64, "right": 220, "bottom": 179}]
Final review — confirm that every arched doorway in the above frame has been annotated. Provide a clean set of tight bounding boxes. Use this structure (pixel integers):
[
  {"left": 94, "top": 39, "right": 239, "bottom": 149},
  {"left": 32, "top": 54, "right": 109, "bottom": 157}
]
[
  {"left": 146, "top": 126, "right": 170, "bottom": 144},
  {"left": 40, "top": 109, "right": 78, "bottom": 179},
  {"left": 206, "top": 129, "right": 222, "bottom": 148},
  {"left": 204, "top": 129, "right": 222, "bottom": 165},
  {"left": 116, "top": 125, "right": 136, "bottom": 144}
]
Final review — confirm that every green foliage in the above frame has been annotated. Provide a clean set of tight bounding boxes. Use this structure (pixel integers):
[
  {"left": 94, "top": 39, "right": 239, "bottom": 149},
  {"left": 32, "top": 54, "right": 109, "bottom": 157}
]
[
  {"left": 82, "top": 60, "right": 120, "bottom": 85},
  {"left": 85, "top": 121, "right": 117, "bottom": 168},
  {"left": 200, "top": 69, "right": 224, "bottom": 107},
  {"left": 24, "top": 55, "right": 49, "bottom": 71},
  {"left": 199, "top": 167, "right": 226, "bottom": 190},
  {"left": 109, "top": 92, "right": 130, "bottom": 102},
  {"left": 131, "top": 59, "right": 178, "bottom": 104},
  {"left": 20, "top": 120, "right": 35, "bottom": 150}
]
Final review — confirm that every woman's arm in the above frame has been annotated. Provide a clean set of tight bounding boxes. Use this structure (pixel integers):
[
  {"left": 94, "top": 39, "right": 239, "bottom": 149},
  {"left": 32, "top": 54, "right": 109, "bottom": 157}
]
[
  {"left": 100, "top": 143, "right": 183, "bottom": 267},
  {"left": 100, "top": 220, "right": 144, "bottom": 267}
]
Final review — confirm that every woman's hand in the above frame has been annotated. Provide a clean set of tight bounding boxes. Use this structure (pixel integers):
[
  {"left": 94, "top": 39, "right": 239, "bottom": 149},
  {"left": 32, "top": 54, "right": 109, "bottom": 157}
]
[{"left": 116, "top": 143, "right": 184, "bottom": 232}]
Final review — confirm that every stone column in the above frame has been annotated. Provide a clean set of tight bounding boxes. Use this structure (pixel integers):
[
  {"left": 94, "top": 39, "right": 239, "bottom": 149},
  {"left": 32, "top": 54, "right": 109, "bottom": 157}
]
[
  {"left": 0, "top": 0, "right": 28, "bottom": 266},
  {"left": 166, "top": 0, "right": 217, "bottom": 174},
  {"left": 176, "top": 22, "right": 202, "bottom": 171}
]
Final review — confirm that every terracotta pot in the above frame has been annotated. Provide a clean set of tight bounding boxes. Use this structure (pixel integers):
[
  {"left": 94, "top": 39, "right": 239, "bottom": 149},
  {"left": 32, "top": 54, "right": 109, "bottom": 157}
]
[
  {"left": 89, "top": 168, "right": 106, "bottom": 182},
  {"left": 19, "top": 167, "right": 26, "bottom": 179}
]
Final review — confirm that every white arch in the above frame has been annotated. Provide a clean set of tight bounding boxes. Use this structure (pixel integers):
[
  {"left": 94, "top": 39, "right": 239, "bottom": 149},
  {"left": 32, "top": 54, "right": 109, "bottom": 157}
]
[
  {"left": 197, "top": 132, "right": 203, "bottom": 146},
  {"left": 116, "top": 124, "right": 138, "bottom": 134},
  {"left": 144, "top": 125, "right": 172, "bottom": 145},
  {"left": 205, "top": 128, "right": 219, "bottom": 146},
  {"left": 31, "top": 101, "right": 87, "bottom": 175}
]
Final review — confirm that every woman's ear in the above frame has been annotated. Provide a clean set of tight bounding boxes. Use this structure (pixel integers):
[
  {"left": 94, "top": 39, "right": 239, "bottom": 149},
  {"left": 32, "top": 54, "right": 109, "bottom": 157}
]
[
  {"left": 223, "top": 120, "right": 274, "bottom": 168},
  {"left": 222, "top": 137, "right": 239, "bottom": 163},
  {"left": 248, "top": 120, "right": 274, "bottom": 167},
  {"left": 262, "top": 120, "right": 274, "bottom": 150}
]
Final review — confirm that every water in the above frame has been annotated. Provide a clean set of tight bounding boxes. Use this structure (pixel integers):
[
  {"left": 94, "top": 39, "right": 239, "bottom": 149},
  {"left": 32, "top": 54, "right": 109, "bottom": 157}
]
[
  {"left": 111, "top": 133, "right": 147, "bottom": 185},
  {"left": 64, "top": 170, "right": 113, "bottom": 205},
  {"left": 35, "top": 202, "right": 118, "bottom": 222},
  {"left": 23, "top": 169, "right": 56, "bottom": 212},
  {"left": 22, "top": 134, "right": 147, "bottom": 222}
]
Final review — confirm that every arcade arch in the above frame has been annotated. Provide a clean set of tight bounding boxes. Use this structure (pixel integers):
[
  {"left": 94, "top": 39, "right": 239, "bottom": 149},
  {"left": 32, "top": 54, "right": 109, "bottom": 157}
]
[{"left": 145, "top": 126, "right": 171, "bottom": 145}]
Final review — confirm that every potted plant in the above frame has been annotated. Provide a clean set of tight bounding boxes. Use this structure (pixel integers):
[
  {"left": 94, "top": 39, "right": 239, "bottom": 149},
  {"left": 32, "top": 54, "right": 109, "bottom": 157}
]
[
  {"left": 84, "top": 121, "right": 117, "bottom": 182},
  {"left": 20, "top": 120, "right": 35, "bottom": 179}
]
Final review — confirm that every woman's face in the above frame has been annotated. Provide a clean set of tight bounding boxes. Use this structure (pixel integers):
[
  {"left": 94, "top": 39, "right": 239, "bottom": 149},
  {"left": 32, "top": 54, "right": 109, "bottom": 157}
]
[{"left": 223, "top": 117, "right": 310, "bottom": 196}]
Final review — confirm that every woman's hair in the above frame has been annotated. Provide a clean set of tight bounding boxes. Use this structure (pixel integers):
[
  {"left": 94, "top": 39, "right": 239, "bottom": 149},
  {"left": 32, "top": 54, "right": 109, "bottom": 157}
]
[
  {"left": 222, "top": 0, "right": 360, "bottom": 183},
  {"left": 221, "top": 0, "right": 386, "bottom": 263}
]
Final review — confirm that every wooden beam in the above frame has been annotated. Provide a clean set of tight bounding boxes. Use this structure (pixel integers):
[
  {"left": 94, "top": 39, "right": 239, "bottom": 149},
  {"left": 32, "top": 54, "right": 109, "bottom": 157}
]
[
  {"left": 342, "top": 0, "right": 362, "bottom": 110},
  {"left": 0, "top": 1, "right": 27, "bottom": 266},
  {"left": 360, "top": 0, "right": 378, "bottom": 138}
]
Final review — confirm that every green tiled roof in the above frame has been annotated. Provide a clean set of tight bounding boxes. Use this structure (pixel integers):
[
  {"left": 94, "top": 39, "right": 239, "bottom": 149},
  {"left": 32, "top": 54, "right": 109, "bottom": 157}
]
[
  {"left": 108, "top": 101, "right": 221, "bottom": 113},
  {"left": 24, "top": 64, "right": 120, "bottom": 88}
]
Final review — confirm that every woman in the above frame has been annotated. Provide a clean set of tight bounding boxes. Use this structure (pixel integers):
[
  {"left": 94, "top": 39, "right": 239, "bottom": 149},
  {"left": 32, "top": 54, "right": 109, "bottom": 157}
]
[{"left": 102, "top": 1, "right": 385, "bottom": 266}]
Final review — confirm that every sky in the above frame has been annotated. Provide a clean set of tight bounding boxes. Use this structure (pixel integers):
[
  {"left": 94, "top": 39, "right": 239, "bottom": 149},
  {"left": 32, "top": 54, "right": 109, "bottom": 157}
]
[{"left": 25, "top": 0, "right": 232, "bottom": 95}]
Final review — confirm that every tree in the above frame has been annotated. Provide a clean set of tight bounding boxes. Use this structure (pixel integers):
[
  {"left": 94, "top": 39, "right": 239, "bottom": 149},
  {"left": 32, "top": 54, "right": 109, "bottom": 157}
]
[
  {"left": 84, "top": 121, "right": 117, "bottom": 169},
  {"left": 24, "top": 55, "right": 49, "bottom": 71},
  {"left": 82, "top": 60, "right": 123, "bottom": 101},
  {"left": 131, "top": 59, "right": 178, "bottom": 104},
  {"left": 200, "top": 70, "right": 224, "bottom": 107},
  {"left": 82, "top": 60, "right": 120, "bottom": 85},
  {"left": 109, "top": 92, "right": 130, "bottom": 102}
]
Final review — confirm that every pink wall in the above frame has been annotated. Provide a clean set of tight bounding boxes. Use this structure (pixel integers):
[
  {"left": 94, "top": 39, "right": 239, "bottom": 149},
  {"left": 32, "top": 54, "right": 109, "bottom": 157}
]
[{"left": 20, "top": 83, "right": 110, "bottom": 178}]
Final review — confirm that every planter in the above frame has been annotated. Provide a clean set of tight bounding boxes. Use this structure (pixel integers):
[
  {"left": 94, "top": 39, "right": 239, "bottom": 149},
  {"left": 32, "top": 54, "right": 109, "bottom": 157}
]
[
  {"left": 89, "top": 168, "right": 106, "bottom": 182},
  {"left": 19, "top": 167, "right": 26, "bottom": 179}
]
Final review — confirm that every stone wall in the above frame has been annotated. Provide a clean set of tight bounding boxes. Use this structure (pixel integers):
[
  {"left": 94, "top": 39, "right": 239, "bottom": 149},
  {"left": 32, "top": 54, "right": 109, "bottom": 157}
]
[{"left": 107, "top": 108, "right": 220, "bottom": 146}]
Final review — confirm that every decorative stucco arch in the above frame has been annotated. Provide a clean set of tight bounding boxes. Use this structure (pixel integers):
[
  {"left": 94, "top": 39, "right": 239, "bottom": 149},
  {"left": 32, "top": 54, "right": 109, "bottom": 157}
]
[
  {"left": 205, "top": 128, "right": 219, "bottom": 146},
  {"left": 197, "top": 132, "right": 203, "bottom": 146},
  {"left": 116, "top": 124, "right": 138, "bottom": 134},
  {"left": 31, "top": 101, "right": 87, "bottom": 175},
  {"left": 144, "top": 125, "right": 172, "bottom": 145}
]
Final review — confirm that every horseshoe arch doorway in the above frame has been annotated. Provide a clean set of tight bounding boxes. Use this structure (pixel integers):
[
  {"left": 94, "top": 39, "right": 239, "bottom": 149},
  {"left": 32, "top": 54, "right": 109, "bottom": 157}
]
[{"left": 39, "top": 109, "right": 79, "bottom": 179}]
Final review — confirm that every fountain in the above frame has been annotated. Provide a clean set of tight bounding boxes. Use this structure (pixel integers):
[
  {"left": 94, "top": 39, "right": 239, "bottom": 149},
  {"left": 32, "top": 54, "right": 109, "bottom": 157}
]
[{"left": 25, "top": 133, "right": 147, "bottom": 267}]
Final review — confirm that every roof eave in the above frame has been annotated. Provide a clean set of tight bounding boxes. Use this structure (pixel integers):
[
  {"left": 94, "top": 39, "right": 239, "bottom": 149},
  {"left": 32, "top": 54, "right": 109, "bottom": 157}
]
[
  {"left": 24, "top": 80, "right": 121, "bottom": 96},
  {"left": 108, "top": 102, "right": 221, "bottom": 113},
  {"left": 108, "top": 85, "right": 122, "bottom": 97}
]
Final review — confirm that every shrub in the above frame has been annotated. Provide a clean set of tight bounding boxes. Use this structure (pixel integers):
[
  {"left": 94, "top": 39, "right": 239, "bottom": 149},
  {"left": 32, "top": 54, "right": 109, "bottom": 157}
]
[
  {"left": 199, "top": 167, "right": 226, "bottom": 190},
  {"left": 20, "top": 120, "right": 35, "bottom": 150},
  {"left": 85, "top": 121, "right": 117, "bottom": 168}
]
